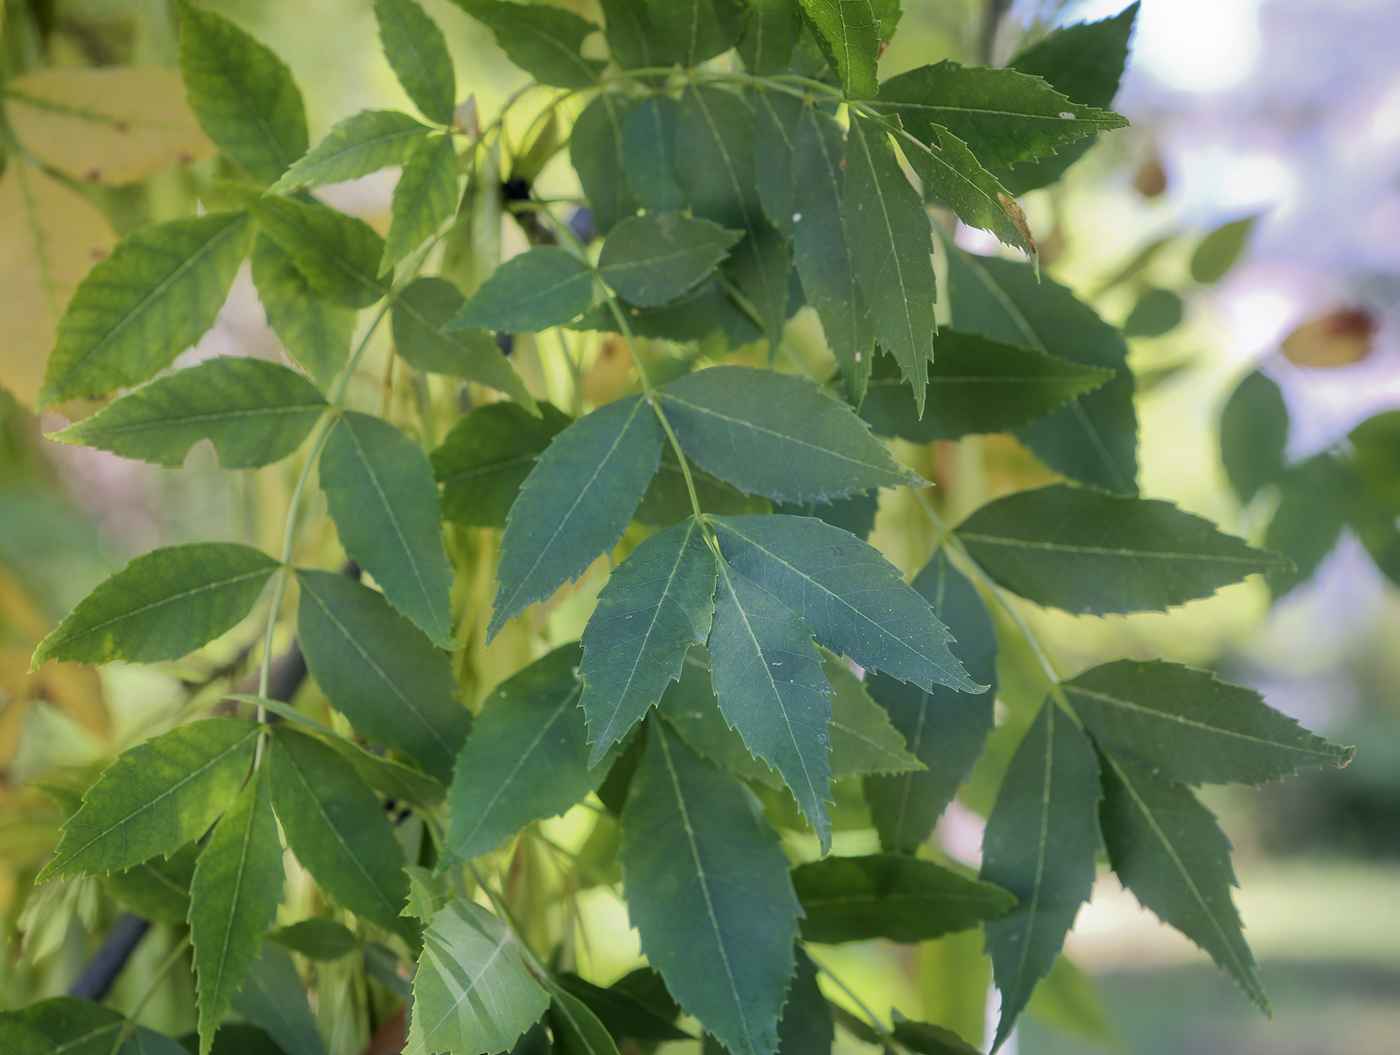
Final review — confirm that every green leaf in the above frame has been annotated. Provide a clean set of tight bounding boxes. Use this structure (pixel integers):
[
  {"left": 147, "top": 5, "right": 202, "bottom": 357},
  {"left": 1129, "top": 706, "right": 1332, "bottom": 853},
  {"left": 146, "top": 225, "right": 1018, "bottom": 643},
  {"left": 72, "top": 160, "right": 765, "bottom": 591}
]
[
  {"left": 405, "top": 897, "right": 550, "bottom": 1055},
  {"left": 771, "top": 491, "right": 877, "bottom": 540},
  {"left": 271, "top": 110, "right": 430, "bottom": 191},
  {"left": 981, "top": 701, "right": 1101, "bottom": 1050},
  {"left": 708, "top": 946, "right": 832, "bottom": 1055},
  {"left": 224, "top": 184, "right": 387, "bottom": 309},
  {"left": 319, "top": 410, "right": 455, "bottom": 648},
  {"left": 792, "top": 854, "right": 1015, "bottom": 943},
  {"left": 738, "top": 0, "right": 802, "bottom": 74},
  {"left": 645, "top": 0, "right": 746, "bottom": 66},
  {"left": 797, "top": 0, "right": 879, "bottom": 98},
  {"left": 708, "top": 559, "right": 834, "bottom": 851},
  {"left": 32, "top": 542, "right": 279, "bottom": 669},
  {"left": 792, "top": 103, "right": 874, "bottom": 403},
  {"left": 0, "top": 998, "right": 131, "bottom": 1055},
  {"left": 1123, "top": 287, "right": 1184, "bottom": 338},
  {"left": 955, "top": 483, "right": 1288, "bottom": 615},
  {"left": 598, "top": 214, "right": 741, "bottom": 308},
  {"left": 822, "top": 654, "right": 920, "bottom": 778},
  {"left": 619, "top": 720, "right": 802, "bottom": 1055},
  {"left": 295, "top": 569, "right": 470, "bottom": 783},
  {"left": 318, "top": 731, "right": 447, "bottom": 810},
  {"left": 875, "top": 61, "right": 1127, "bottom": 170},
  {"left": 890, "top": 1019, "right": 981, "bottom": 1055},
  {"left": 843, "top": 114, "right": 936, "bottom": 412},
  {"left": 712, "top": 514, "right": 977, "bottom": 691},
  {"left": 52, "top": 357, "right": 325, "bottom": 469},
  {"left": 621, "top": 96, "right": 686, "bottom": 213},
  {"left": 38, "top": 212, "right": 253, "bottom": 407},
  {"left": 946, "top": 247, "right": 1137, "bottom": 494},
  {"left": 859, "top": 332, "right": 1112, "bottom": 443},
  {"left": 901, "top": 123, "right": 1034, "bottom": 256},
  {"left": 1063, "top": 659, "right": 1352, "bottom": 786},
  {"left": 103, "top": 844, "right": 199, "bottom": 924},
  {"left": 571, "top": 93, "right": 641, "bottom": 235},
  {"left": 546, "top": 983, "right": 622, "bottom": 1055},
  {"left": 1190, "top": 216, "right": 1258, "bottom": 285},
  {"left": 489, "top": 394, "right": 664, "bottom": 641},
  {"left": 450, "top": 246, "right": 593, "bottom": 332},
  {"left": 598, "top": 0, "right": 665, "bottom": 71},
  {"left": 1024, "top": 955, "right": 1117, "bottom": 1047},
  {"left": 1220, "top": 370, "right": 1288, "bottom": 504},
  {"left": 190, "top": 774, "right": 284, "bottom": 1055},
  {"left": 659, "top": 647, "right": 784, "bottom": 788},
  {"left": 250, "top": 234, "right": 356, "bottom": 390},
  {"left": 266, "top": 726, "right": 410, "bottom": 938},
  {"left": 391, "top": 276, "right": 535, "bottom": 405},
  {"left": 432, "top": 401, "right": 571, "bottom": 527},
  {"left": 375, "top": 0, "right": 457, "bottom": 125},
  {"left": 581, "top": 518, "right": 717, "bottom": 765},
  {"left": 658, "top": 366, "right": 918, "bottom": 503},
  {"left": 751, "top": 89, "right": 804, "bottom": 241},
  {"left": 636, "top": 447, "right": 770, "bottom": 529},
  {"left": 1098, "top": 750, "right": 1268, "bottom": 1012},
  {"left": 916, "top": 929, "right": 990, "bottom": 1050},
  {"left": 1264, "top": 453, "right": 1349, "bottom": 596},
  {"left": 383, "top": 133, "right": 460, "bottom": 268},
  {"left": 39, "top": 718, "right": 258, "bottom": 880},
  {"left": 177, "top": 0, "right": 308, "bottom": 184},
  {"left": 557, "top": 973, "right": 691, "bottom": 1044},
  {"left": 228, "top": 943, "right": 326, "bottom": 1055},
  {"left": 453, "top": 0, "right": 603, "bottom": 86},
  {"left": 270, "top": 918, "right": 357, "bottom": 961},
  {"left": 865, "top": 551, "right": 997, "bottom": 853}
]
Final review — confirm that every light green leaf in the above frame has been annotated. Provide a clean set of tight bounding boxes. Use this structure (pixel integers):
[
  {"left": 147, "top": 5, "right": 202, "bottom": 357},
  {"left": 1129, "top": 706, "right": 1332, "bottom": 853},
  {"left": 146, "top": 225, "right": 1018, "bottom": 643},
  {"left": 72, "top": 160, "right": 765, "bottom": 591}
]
[
  {"left": 103, "top": 844, "right": 199, "bottom": 924},
  {"left": 955, "top": 483, "right": 1288, "bottom": 615},
  {"left": 375, "top": 0, "right": 457, "bottom": 125},
  {"left": 546, "top": 982, "right": 623, "bottom": 1055},
  {"left": 1191, "top": 216, "right": 1258, "bottom": 285},
  {"left": 0, "top": 997, "right": 130, "bottom": 1055},
  {"left": 1220, "top": 370, "right": 1288, "bottom": 504},
  {"left": 859, "top": 332, "right": 1112, "bottom": 443},
  {"left": 177, "top": 0, "right": 308, "bottom": 184},
  {"left": 797, "top": 0, "right": 879, "bottom": 98},
  {"left": 405, "top": 897, "right": 550, "bottom": 1055},
  {"left": 708, "top": 559, "right": 834, "bottom": 851},
  {"left": 619, "top": 720, "right": 801, "bottom": 1055},
  {"left": 442, "top": 644, "right": 619, "bottom": 864},
  {"left": 432, "top": 401, "right": 572, "bottom": 528},
  {"left": 32, "top": 542, "right": 279, "bottom": 669},
  {"left": 621, "top": 96, "right": 686, "bottom": 213},
  {"left": 489, "top": 394, "right": 663, "bottom": 641},
  {"left": 738, "top": 0, "right": 802, "bottom": 74},
  {"left": 451, "top": 0, "right": 605, "bottom": 87},
  {"left": 266, "top": 726, "right": 410, "bottom": 938},
  {"left": 38, "top": 212, "right": 253, "bottom": 407},
  {"left": 792, "top": 854, "right": 1015, "bottom": 943},
  {"left": 295, "top": 569, "right": 470, "bottom": 783},
  {"left": 712, "top": 514, "right": 977, "bottom": 691},
  {"left": 1098, "top": 750, "right": 1268, "bottom": 1012},
  {"left": 981, "top": 701, "right": 1101, "bottom": 1050},
  {"left": 270, "top": 918, "right": 357, "bottom": 961},
  {"left": 901, "top": 123, "right": 1034, "bottom": 255},
  {"left": 229, "top": 942, "right": 326, "bottom": 1055},
  {"left": 190, "top": 774, "right": 284, "bottom": 1055},
  {"left": 659, "top": 647, "right": 784, "bottom": 789},
  {"left": 581, "top": 517, "right": 718, "bottom": 765},
  {"left": 571, "top": 92, "right": 640, "bottom": 234},
  {"left": 822, "top": 654, "right": 921, "bottom": 778},
  {"left": 658, "top": 366, "right": 919, "bottom": 503},
  {"left": 39, "top": 718, "right": 258, "bottom": 880},
  {"left": 391, "top": 276, "right": 535, "bottom": 406},
  {"left": 644, "top": 0, "right": 746, "bottom": 66},
  {"left": 51, "top": 357, "right": 326, "bottom": 469},
  {"left": 250, "top": 233, "right": 356, "bottom": 390},
  {"left": 450, "top": 246, "right": 593, "bottom": 333},
  {"left": 843, "top": 114, "right": 936, "bottom": 412},
  {"left": 383, "top": 133, "right": 460, "bottom": 268},
  {"left": 598, "top": 214, "right": 741, "bottom": 308},
  {"left": 271, "top": 110, "right": 430, "bottom": 191},
  {"left": 1064, "top": 659, "right": 1353, "bottom": 787},
  {"left": 319, "top": 410, "right": 455, "bottom": 648}
]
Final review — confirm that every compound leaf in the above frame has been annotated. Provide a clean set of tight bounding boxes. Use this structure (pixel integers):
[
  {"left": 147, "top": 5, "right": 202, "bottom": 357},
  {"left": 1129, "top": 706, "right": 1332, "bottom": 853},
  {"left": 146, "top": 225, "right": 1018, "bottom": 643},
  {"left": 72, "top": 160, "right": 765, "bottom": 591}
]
[
  {"left": 451, "top": 246, "right": 594, "bottom": 332},
  {"left": 432, "top": 402, "right": 571, "bottom": 528},
  {"left": 598, "top": 213, "right": 741, "bottom": 308},
  {"left": 271, "top": 109, "right": 430, "bottom": 191},
  {"left": 797, "top": 0, "right": 879, "bottom": 98},
  {"left": 452, "top": 0, "right": 605, "bottom": 87},
  {"left": 384, "top": 133, "right": 460, "bottom": 268},
  {"left": 375, "top": 0, "right": 457, "bottom": 125},
  {"left": 250, "top": 233, "right": 356, "bottom": 389}
]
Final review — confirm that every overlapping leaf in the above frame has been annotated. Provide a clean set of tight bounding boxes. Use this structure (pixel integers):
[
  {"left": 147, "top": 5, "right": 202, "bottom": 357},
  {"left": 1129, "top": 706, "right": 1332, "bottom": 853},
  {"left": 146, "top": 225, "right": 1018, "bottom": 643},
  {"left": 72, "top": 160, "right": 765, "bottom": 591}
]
[
  {"left": 229, "top": 943, "right": 326, "bottom": 1055},
  {"left": 272, "top": 109, "right": 430, "bottom": 190},
  {"left": 250, "top": 234, "right": 356, "bottom": 389},
  {"left": 433, "top": 402, "right": 571, "bottom": 527},
  {"left": 375, "top": 0, "right": 458, "bottom": 125},
  {"left": 798, "top": 0, "right": 879, "bottom": 98},
  {"left": 572, "top": 93, "right": 641, "bottom": 234},
  {"left": 453, "top": 0, "right": 605, "bottom": 87},
  {"left": 822, "top": 653, "right": 921, "bottom": 778},
  {"left": 451, "top": 246, "right": 594, "bottom": 332},
  {"left": 598, "top": 214, "right": 740, "bottom": 307},
  {"left": 737, "top": 0, "right": 802, "bottom": 74},
  {"left": 901, "top": 124, "right": 1035, "bottom": 255},
  {"left": 622, "top": 96, "right": 687, "bottom": 212},
  {"left": 384, "top": 133, "right": 460, "bottom": 268}
]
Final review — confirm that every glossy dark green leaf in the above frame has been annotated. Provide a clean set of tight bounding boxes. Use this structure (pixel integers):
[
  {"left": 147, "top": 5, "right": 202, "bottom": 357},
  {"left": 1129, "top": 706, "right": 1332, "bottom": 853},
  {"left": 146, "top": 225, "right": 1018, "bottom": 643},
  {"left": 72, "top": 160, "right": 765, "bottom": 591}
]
[
  {"left": 598, "top": 214, "right": 740, "bottom": 308},
  {"left": 865, "top": 551, "right": 997, "bottom": 853},
  {"left": 581, "top": 518, "right": 718, "bottom": 765},
  {"left": 319, "top": 410, "right": 455, "bottom": 648},
  {"left": 1264, "top": 453, "right": 1349, "bottom": 596},
  {"left": 452, "top": 0, "right": 605, "bottom": 87},
  {"left": 621, "top": 96, "right": 686, "bottom": 213},
  {"left": 793, "top": 854, "right": 1014, "bottom": 944},
  {"left": 1098, "top": 750, "right": 1268, "bottom": 1012},
  {"left": 250, "top": 234, "right": 356, "bottom": 389},
  {"left": 103, "top": 844, "right": 199, "bottom": 924},
  {"left": 1219, "top": 370, "right": 1288, "bottom": 504},
  {"left": 375, "top": 0, "right": 457, "bottom": 125},
  {"left": 433, "top": 401, "right": 570, "bottom": 527},
  {"left": 822, "top": 653, "right": 920, "bottom": 778},
  {"left": 383, "top": 133, "right": 460, "bottom": 268},
  {"left": 903, "top": 124, "right": 1034, "bottom": 256},
  {"left": 177, "top": 0, "right": 308, "bottom": 184},
  {"left": 39, "top": 213, "right": 253, "bottom": 407},
  {"left": 450, "top": 246, "right": 593, "bottom": 332},
  {"left": 738, "top": 0, "right": 802, "bottom": 74},
  {"left": 619, "top": 721, "right": 801, "bottom": 1055},
  {"left": 1123, "top": 287, "right": 1184, "bottom": 338},
  {"left": 956, "top": 483, "right": 1287, "bottom": 615},
  {"left": 271, "top": 110, "right": 429, "bottom": 191},
  {"left": 32, "top": 542, "right": 279, "bottom": 669},
  {"left": 658, "top": 366, "right": 918, "bottom": 503},
  {"left": 1190, "top": 216, "right": 1258, "bottom": 285},
  {"left": 645, "top": 0, "right": 745, "bottom": 66},
  {"left": 270, "top": 918, "right": 357, "bottom": 961},
  {"left": 489, "top": 394, "right": 663, "bottom": 641},
  {"left": 546, "top": 983, "right": 622, "bottom": 1055},
  {"left": 557, "top": 973, "right": 691, "bottom": 1043},
  {"left": 190, "top": 775, "right": 284, "bottom": 1055},
  {"left": 946, "top": 247, "right": 1137, "bottom": 494},
  {"left": 797, "top": 0, "right": 878, "bottom": 97},
  {"left": 295, "top": 569, "right": 469, "bottom": 782},
  {"left": 981, "top": 701, "right": 1101, "bottom": 1050},
  {"left": 39, "top": 718, "right": 258, "bottom": 880},
  {"left": 266, "top": 726, "right": 410, "bottom": 938},
  {"left": 391, "top": 276, "right": 534, "bottom": 404},
  {"left": 228, "top": 943, "right": 325, "bottom": 1055},
  {"left": 571, "top": 93, "right": 640, "bottom": 234},
  {"left": 53, "top": 357, "right": 325, "bottom": 469}
]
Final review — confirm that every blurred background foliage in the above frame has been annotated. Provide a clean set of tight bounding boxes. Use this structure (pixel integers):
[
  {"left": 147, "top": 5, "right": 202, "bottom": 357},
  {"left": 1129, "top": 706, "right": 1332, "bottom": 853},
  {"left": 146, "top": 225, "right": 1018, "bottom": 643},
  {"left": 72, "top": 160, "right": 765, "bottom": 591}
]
[{"left": 2, "top": 0, "right": 1398, "bottom": 1053}]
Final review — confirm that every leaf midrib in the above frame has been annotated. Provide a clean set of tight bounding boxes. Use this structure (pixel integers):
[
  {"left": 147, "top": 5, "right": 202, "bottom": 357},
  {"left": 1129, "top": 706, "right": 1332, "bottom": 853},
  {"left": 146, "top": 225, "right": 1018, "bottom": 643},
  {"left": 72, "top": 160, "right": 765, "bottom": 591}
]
[
  {"left": 956, "top": 532, "right": 1277, "bottom": 566},
  {"left": 73, "top": 402, "right": 325, "bottom": 439}
]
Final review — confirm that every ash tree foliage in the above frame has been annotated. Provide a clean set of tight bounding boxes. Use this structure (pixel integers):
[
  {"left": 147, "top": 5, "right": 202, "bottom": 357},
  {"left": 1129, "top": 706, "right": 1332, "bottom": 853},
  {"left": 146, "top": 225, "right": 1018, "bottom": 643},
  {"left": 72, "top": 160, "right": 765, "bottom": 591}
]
[{"left": 3, "top": 1, "right": 1356, "bottom": 1054}]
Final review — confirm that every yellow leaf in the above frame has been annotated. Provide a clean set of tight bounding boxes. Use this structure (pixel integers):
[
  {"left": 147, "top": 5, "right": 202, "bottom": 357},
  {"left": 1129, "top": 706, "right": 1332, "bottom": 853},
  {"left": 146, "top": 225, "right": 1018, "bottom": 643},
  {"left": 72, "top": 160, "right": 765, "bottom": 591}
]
[
  {"left": 4, "top": 65, "right": 216, "bottom": 186},
  {"left": 0, "top": 159, "right": 115, "bottom": 407}
]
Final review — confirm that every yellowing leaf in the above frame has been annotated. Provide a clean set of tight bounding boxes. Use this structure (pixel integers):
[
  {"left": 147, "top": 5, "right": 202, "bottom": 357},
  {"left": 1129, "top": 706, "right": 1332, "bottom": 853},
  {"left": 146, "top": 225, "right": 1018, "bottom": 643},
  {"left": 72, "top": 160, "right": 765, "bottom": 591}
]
[
  {"left": 0, "top": 160, "right": 115, "bottom": 406},
  {"left": 4, "top": 66, "right": 216, "bottom": 186}
]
